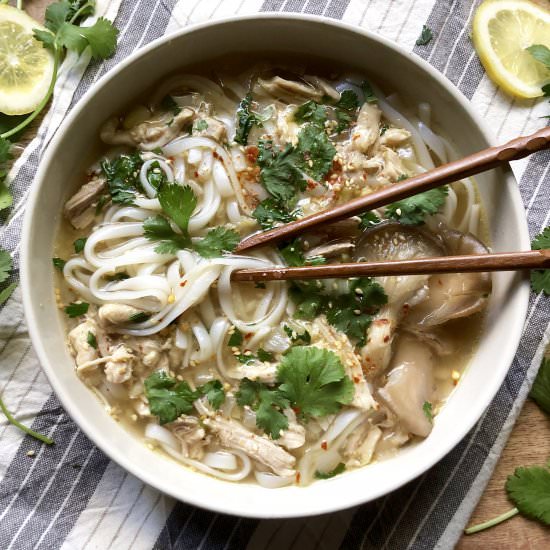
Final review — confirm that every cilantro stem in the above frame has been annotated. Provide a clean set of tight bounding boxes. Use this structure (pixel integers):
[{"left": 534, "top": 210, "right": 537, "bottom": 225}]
[
  {"left": 69, "top": 1, "right": 94, "bottom": 24},
  {"left": 0, "top": 47, "right": 60, "bottom": 140},
  {"left": 464, "top": 508, "right": 519, "bottom": 535},
  {"left": 17, "top": 0, "right": 23, "bottom": 10},
  {"left": 0, "top": 395, "right": 54, "bottom": 445}
]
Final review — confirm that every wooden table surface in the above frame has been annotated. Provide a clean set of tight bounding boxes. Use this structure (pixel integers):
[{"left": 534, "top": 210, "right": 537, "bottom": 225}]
[{"left": 18, "top": 0, "right": 550, "bottom": 548}]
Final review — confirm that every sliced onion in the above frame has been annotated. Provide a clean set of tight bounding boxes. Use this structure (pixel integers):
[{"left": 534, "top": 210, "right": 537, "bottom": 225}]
[
  {"left": 242, "top": 407, "right": 257, "bottom": 430},
  {"left": 254, "top": 471, "right": 294, "bottom": 488},
  {"left": 203, "top": 451, "right": 238, "bottom": 471}
]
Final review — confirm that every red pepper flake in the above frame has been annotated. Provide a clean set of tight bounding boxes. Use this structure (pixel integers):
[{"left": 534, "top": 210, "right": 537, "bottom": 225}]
[
  {"left": 194, "top": 171, "right": 199, "bottom": 178},
  {"left": 213, "top": 151, "right": 221, "bottom": 160},
  {"left": 245, "top": 332, "right": 253, "bottom": 339},
  {"left": 179, "top": 280, "right": 187, "bottom": 287},
  {"left": 374, "top": 318, "right": 390, "bottom": 325},
  {"left": 245, "top": 146, "right": 259, "bottom": 164},
  {"left": 295, "top": 472, "right": 301, "bottom": 483},
  {"left": 292, "top": 406, "right": 301, "bottom": 415},
  {"left": 402, "top": 303, "right": 410, "bottom": 314},
  {"left": 353, "top": 375, "right": 361, "bottom": 384},
  {"left": 383, "top": 335, "right": 390, "bottom": 343},
  {"left": 321, "top": 441, "right": 328, "bottom": 451}
]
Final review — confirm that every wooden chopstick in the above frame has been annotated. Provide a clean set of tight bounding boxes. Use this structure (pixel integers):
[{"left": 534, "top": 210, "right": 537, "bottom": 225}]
[
  {"left": 235, "top": 126, "right": 550, "bottom": 253},
  {"left": 231, "top": 249, "right": 550, "bottom": 282}
]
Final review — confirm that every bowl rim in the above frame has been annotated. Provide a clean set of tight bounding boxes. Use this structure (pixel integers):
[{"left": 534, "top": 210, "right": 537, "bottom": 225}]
[{"left": 21, "top": 12, "right": 530, "bottom": 518}]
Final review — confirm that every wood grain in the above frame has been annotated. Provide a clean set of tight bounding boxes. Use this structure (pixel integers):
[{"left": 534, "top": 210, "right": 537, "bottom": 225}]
[
  {"left": 16, "top": 0, "right": 550, "bottom": 547},
  {"left": 235, "top": 126, "right": 550, "bottom": 252}
]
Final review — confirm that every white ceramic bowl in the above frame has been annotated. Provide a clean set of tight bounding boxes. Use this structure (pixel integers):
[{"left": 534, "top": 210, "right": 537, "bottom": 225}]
[{"left": 21, "top": 14, "right": 529, "bottom": 518}]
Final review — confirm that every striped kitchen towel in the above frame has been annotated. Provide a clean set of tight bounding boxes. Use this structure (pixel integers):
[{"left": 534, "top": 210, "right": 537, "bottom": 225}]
[{"left": 0, "top": 1, "right": 549, "bottom": 549}]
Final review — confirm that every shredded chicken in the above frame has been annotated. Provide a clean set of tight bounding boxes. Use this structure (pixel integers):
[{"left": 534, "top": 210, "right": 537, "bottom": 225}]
[
  {"left": 257, "top": 76, "right": 325, "bottom": 101},
  {"left": 68, "top": 319, "right": 99, "bottom": 368},
  {"left": 98, "top": 304, "right": 146, "bottom": 327},
  {"left": 64, "top": 176, "right": 106, "bottom": 229},
  {"left": 170, "top": 416, "right": 210, "bottom": 460},
  {"left": 204, "top": 416, "right": 296, "bottom": 476},
  {"left": 104, "top": 344, "right": 134, "bottom": 384}
]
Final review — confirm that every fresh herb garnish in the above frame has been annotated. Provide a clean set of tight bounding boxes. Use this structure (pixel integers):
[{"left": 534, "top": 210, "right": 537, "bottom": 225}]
[
  {"left": 386, "top": 187, "right": 449, "bottom": 225},
  {"left": 279, "top": 239, "right": 326, "bottom": 267},
  {"left": 0, "top": 249, "right": 11, "bottom": 284},
  {"left": 234, "top": 93, "right": 263, "bottom": 145},
  {"left": 105, "top": 272, "right": 130, "bottom": 281},
  {"left": 228, "top": 328, "right": 243, "bottom": 347},
  {"left": 530, "top": 357, "right": 550, "bottom": 414},
  {"left": 358, "top": 211, "right": 381, "bottom": 230},
  {"left": 73, "top": 237, "right": 87, "bottom": 253},
  {"left": 361, "top": 80, "right": 377, "bottom": 104},
  {"left": 128, "top": 311, "right": 151, "bottom": 323},
  {"left": 86, "top": 331, "right": 97, "bottom": 349},
  {"left": 334, "top": 90, "right": 360, "bottom": 132},
  {"left": 296, "top": 123, "right": 336, "bottom": 181},
  {"left": 101, "top": 152, "right": 143, "bottom": 205},
  {"left": 416, "top": 25, "right": 434, "bottom": 46},
  {"left": 146, "top": 161, "right": 168, "bottom": 190},
  {"left": 283, "top": 324, "right": 311, "bottom": 345},
  {"left": 52, "top": 257, "right": 66, "bottom": 271},
  {"left": 294, "top": 100, "right": 327, "bottom": 126},
  {"left": 236, "top": 348, "right": 274, "bottom": 364},
  {"left": 64, "top": 301, "right": 89, "bottom": 318},
  {"left": 290, "top": 278, "right": 387, "bottom": 345},
  {"left": 423, "top": 401, "right": 433, "bottom": 422},
  {"left": 530, "top": 227, "right": 550, "bottom": 295},
  {"left": 0, "top": 395, "right": 54, "bottom": 445},
  {"left": 277, "top": 346, "right": 354, "bottom": 420},
  {"left": 161, "top": 95, "right": 181, "bottom": 115},
  {"left": 193, "top": 119, "right": 208, "bottom": 132},
  {"left": 236, "top": 377, "right": 290, "bottom": 439},
  {"left": 144, "top": 371, "right": 225, "bottom": 425},
  {"left": 252, "top": 198, "right": 297, "bottom": 230},
  {"left": 527, "top": 44, "right": 550, "bottom": 70},
  {"left": 315, "top": 463, "right": 346, "bottom": 479},
  {"left": 0, "top": 139, "right": 12, "bottom": 211},
  {"left": 257, "top": 349, "right": 274, "bottom": 362},
  {"left": 193, "top": 227, "right": 240, "bottom": 258}
]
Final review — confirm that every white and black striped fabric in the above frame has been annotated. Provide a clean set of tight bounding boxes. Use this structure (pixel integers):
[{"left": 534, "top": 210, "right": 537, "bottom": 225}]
[{"left": 1, "top": 1, "right": 548, "bottom": 548}]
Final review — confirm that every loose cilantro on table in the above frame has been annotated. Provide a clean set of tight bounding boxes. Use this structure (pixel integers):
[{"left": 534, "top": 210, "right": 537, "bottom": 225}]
[
  {"left": 73, "top": 237, "right": 87, "bottom": 253},
  {"left": 143, "top": 184, "right": 239, "bottom": 258},
  {"left": 416, "top": 25, "right": 434, "bottom": 46},
  {"left": 277, "top": 346, "right": 354, "bottom": 420},
  {"left": 530, "top": 227, "right": 550, "bottom": 295},
  {"left": 144, "top": 371, "right": 225, "bottom": 425},
  {"left": 530, "top": 357, "right": 550, "bottom": 414},
  {"left": 64, "top": 301, "right": 89, "bottom": 318},
  {"left": 101, "top": 152, "right": 143, "bottom": 205},
  {"left": 386, "top": 186, "right": 449, "bottom": 225},
  {"left": 0, "top": 249, "right": 12, "bottom": 284},
  {"left": 315, "top": 463, "right": 346, "bottom": 480},
  {"left": 234, "top": 93, "right": 263, "bottom": 145},
  {"left": 290, "top": 278, "right": 387, "bottom": 345}
]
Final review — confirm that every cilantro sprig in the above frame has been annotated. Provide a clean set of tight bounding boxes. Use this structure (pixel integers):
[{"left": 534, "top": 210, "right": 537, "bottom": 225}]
[
  {"left": 143, "top": 184, "right": 239, "bottom": 257},
  {"left": 144, "top": 371, "right": 225, "bottom": 425},
  {"left": 416, "top": 25, "right": 434, "bottom": 46},
  {"left": 315, "top": 463, "right": 346, "bottom": 480},
  {"left": 530, "top": 227, "right": 550, "bottom": 295},
  {"left": 234, "top": 93, "right": 263, "bottom": 145},
  {"left": 101, "top": 152, "right": 144, "bottom": 205},
  {"left": 385, "top": 186, "right": 449, "bottom": 225}
]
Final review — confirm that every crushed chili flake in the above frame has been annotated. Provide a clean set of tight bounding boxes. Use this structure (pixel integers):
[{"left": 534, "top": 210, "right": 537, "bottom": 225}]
[
  {"left": 245, "top": 332, "right": 253, "bottom": 339},
  {"left": 353, "top": 375, "right": 361, "bottom": 384},
  {"left": 321, "top": 441, "right": 328, "bottom": 451},
  {"left": 213, "top": 151, "right": 221, "bottom": 160},
  {"left": 383, "top": 335, "right": 390, "bottom": 343},
  {"left": 194, "top": 171, "right": 199, "bottom": 178},
  {"left": 295, "top": 472, "right": 301, "bottom": 483},
  {"left": 245, "top": 145, "right": 259, "bottom": 164},
  {"left": 179, "top": 280, "right": 187, "bottom": 287}
]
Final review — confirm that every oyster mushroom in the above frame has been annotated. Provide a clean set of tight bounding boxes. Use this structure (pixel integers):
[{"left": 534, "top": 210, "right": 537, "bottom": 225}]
[
  {"left": 378, "top": 335, "right": 435, "bottom": 438},
  {"left": 354, "top": 222, "right": 444, "bottom": 377},
  {"left": 404, "top": 229, "right": 492, "bottom": 328}
]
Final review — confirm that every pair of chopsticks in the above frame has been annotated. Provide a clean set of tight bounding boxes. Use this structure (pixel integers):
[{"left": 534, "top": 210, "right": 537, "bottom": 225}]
[{"left": 231, "top": 126, "right": 550, "bottom": 282}]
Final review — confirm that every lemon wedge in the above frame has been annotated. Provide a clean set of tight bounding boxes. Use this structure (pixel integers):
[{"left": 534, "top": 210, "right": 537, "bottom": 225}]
[
  {"left": 0, "top": 4, "right": 55, "bottom": 115},
  {"left": 472, "top": 0, "right": 550, "bottom": 98}
]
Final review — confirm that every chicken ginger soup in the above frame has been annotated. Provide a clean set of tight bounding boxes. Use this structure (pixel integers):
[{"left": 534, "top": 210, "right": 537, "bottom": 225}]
[{"left": 56, "top": 62, "right": 490, "bottom": 487}]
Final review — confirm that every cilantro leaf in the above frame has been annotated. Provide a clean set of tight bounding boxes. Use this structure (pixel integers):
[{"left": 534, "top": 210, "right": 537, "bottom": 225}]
[
  {"left": 283, "top": 324, "right": 311, "bottom": 345},
  {"left": 236, "top": 378, "right": 289, "bottom": 439},
  {"left": 336, "top": 90, "right": 360, "bottom": 111},
  {"left": 361, "top": 80, "right": 377, "bottom": 104},
  {"left": 227, "top": 328, "right": 243, "bottom": 347},
  {"left": 386, "top": 186, "right": 448, "bottom": 225},
  {"left": 87, "top": 331, "right": 97, "bottom": 349},
  {"left": 43, "top": 1, "right": 72, "bottom": 33},
  {"left": 358, "top": 211, "right": 381, "bottom": 230},
  {"left": 144, "top": 371, "right": 196, "bottom": 425},
  {"left": 416, "top": 25, "right": 434, "bottom": 46},
  {"left": 0, "top": 249, "right": 12, "bottom": 284},
  {"left": 531, "top": 227, "right": 550, "bottom": 295},
  {"left": 146, "top": 161, "right": 168, "bottom": 191},
  {"left": 194, "top": 227, "right": 240, "bottom": 258},
  {"left": 101, "top": 152, "right": 143, "bottom": 205},
  {"left": 52, "top": 257, "right": 66, "bottom": 271},
  {"left": 158, "top": 184, "right": 197, "bottom": 237},
  {"left": 530, "top": 357, "right": 550, "bottom": 414},
  {"left": 73, "top": 237, "right": 87, "bottom": 253},
  {"left": 279, "top": 239, "right": 326, "bottom": 267},
  {"left": 296, "top": 123, "right": 336, "bottom": 181},
  {"left": 257, "top": 349, "right": 274, "bottom": 362},
  {"left": 257, "top": 142, "right": 306, "bottom": 206},
  {"left": 197, "top": 380, "right": 225, "bottom": 409},
  {"left": 55, "top": 18, "right": 118, "bottom": 60},
  {"left": 423, "top": 401, "right": 433, "bottom": 422},
  {"left": 506, "top": 466, "right": 550, "bottom": 525},
  {"left": 234, "top": 93, "right": 263, "bottom": 145},
  {"left": 315, "top": 463, "right": 346, "bottom": 479},
  {"left": 161, "top": 95, "right": 181, "bottom": 115},
  {"left": 252, "top": 198, "right": 297, "bottom": 230},
  {"left": 527, "top": 45, "right": 550, "bottom": 70},
  {"left": 277, "top": 346, "right": 354, "bottom": 420},
  {"left": 129, "top": 311, "right": 151, "bottom": 323},
  {"left": 143, "top": 215, "right": 189, "bottom": 254},
  {"left": 0, "top": 283, "right": 17, "bottom": 306},
  {"left": 294, "top": 101, "right": 327, "bottom": 126},
  {"left": 64, "top": 302, "right": 89, "bottom": 317}
]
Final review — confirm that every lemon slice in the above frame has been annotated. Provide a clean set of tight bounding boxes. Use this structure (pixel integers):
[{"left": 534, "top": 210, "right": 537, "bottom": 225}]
[
  {"left": 472, "top": 0, "right": 550, "bottom": 98},
  {"left": 0, "top": 4, "right": 55, "bottom": 115}
]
